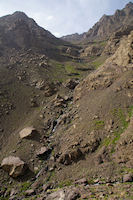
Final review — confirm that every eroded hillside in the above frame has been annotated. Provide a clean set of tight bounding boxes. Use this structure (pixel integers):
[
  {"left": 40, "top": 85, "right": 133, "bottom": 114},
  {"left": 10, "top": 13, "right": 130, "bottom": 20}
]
[{"left": 0, "top": 4, "right": 133, "bottom": 200}]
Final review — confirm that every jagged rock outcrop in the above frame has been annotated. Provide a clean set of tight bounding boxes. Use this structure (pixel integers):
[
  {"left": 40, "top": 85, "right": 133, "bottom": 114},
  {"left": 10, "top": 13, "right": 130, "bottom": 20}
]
[
  {"left": 103, "top": 25, "right": 133, "bottom": 56},
  {"left": 84, "top": 2, "right": 133, "bottom": 40},
  {"left": 106, "top": 30, "right": 133, "bottom": 66},
  {"left": 61, "top": 33, "right": 83, "bottom": 42},
  {"left": 62, "top": 2, "right": 133, "bottom": 42}
]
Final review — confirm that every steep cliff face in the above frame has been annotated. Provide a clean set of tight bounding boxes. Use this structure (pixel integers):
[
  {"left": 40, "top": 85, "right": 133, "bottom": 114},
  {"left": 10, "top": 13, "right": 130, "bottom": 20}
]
[
  {"left": 84, "top": 2, "right": 133, "bottom": 40},
  {"left": 106, "top": 31, "right": 133, "bottom": 66}
]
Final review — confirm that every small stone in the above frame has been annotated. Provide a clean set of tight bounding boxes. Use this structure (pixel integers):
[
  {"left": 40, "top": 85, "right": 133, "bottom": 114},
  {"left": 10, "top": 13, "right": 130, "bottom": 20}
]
[
  {"left": 40, "top": 114, "right": 44, "bottom": 119},
  {"left": 106, "top": 183, "right": 113, "bottom": 186},
  {"left": 94, "top": 178, "right": 99, "bottom": 183},
  {"left": 5, "top": 111, "right": 9, "bottom": 115},
  {"left": 36, "top": 146, "right": 51, "bottom": 159},
  {"left": 49, "top": 167, "right": 54, "bottom": 172},
  {"left": 42, "top": 183, "right": 51, "bottom": 192},
  {"left": 25, "top": 189, "right": 35, "bottom": 196},
  {"left": 75, "top": 178, "right": 88, "bottom": 185},
  {"left": 10, "top": 189, "right": 17, "bottom": 197},
  {"left": 34, "top": 167, "right": 39, "bottom": 172},
  {"left": 93, "top": 115, "right": 99, "bottom": 120},
  {"left": 50, "top": 156, "right": 55, "bottom": 161},
  {"left": 123, "top": 174, "right": 133, "bottom": 182},
  {"left": 31, "top": 179, "right": 42, "bottom": 190},
  {"left": 12, "top": 150, "right": 16, "bottom": 153}
]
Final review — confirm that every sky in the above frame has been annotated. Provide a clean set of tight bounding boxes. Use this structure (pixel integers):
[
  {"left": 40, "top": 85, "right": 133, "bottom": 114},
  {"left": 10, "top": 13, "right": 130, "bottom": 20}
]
[{"left": 0, "top": 0, "right": 132, "bottom": 37}]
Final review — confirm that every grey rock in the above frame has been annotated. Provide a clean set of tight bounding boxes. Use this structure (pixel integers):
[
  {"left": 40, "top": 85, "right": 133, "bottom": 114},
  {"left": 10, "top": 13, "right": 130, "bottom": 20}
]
[
  {"left": 19, "top": 127, "right": 38, "bottom": 139},
  {"left": 46, "top": 189, "right": 65, "bottom": 200},
  {"left": 25, "top": 189, "right": 35, "bottom": 196},
  {"left": 123, "top": 174, "right": 133, "bottom": 182},
  {"left": 1, "top": 156, "right": 26, "bottom": 178}
]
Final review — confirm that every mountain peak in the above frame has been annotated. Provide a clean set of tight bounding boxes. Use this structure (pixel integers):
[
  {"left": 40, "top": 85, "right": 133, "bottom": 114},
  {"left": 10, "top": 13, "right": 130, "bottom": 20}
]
[
  {"left": 62, "top": 1, "right": 133, "bottom": 42},
  {"left": 0, "top": 11, "right": 59, "bottom": 53},
  {"left": 11, "top": 11, "right": 29, "bottom": 20},
  {"left": 125, "top": 1, "right": 133, "bottom": 8}
]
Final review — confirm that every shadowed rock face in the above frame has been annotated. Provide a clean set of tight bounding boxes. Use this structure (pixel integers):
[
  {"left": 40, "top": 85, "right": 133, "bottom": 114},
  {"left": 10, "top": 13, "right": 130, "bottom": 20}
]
[{"left": 0, "top": 11, "right": 63, "bottom": 55}]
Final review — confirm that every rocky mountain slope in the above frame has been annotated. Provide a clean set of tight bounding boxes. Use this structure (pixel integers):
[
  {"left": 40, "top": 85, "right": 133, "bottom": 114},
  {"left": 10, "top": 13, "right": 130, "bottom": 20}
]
[
  {"left": 61, "top": 33, "right": 83, "bottom": 43},
  {"left": 0, "top": 11, "right": 63, "bottom": 57},
  {"left": 0, "top": 3, "right": 133, "bottom": 200},
  {"left": 62, "top": 2, "right": 133, "bottom": 42},
  {"left": 0, "top": 11, "right": 89, "bottom": 168}
]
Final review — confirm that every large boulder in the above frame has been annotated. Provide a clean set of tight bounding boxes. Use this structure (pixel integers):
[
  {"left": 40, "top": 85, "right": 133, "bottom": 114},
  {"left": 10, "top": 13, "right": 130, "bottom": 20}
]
[
  {"left": 46, "top": 188, "right": 80, "bottom": 200},
  {"left": 1, "top": 156, "right": 26, "bottom": 178},
  {"left": 46, "top": 189, "right": 65, "bottom": 200},
  {"left": 19, "top": 127, "right": 37, "bottom": 139}
]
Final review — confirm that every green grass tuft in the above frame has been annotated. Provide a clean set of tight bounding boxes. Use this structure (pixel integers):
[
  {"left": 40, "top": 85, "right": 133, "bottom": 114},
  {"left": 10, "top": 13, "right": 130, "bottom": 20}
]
[
  {"left": 58, "top": 180, "right": 72, "bottom": 188},
  {"left": 93, "top": 120, "right": 105, "bottom": 130},
  {"left": 128, "top": 105, "right": 133, "bottom": 118},
  {"left": 20, "top": 181, "right": 31, "bottom": 192}
]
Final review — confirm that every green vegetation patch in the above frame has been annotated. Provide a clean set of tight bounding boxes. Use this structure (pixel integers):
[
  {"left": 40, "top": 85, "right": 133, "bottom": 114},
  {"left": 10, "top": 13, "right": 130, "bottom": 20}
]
[
  {"left": 99, "top": 40, "right": 107, "bottom": 47},
  {"left": 102, "top": 137, "right": 111, "bottom": 147},
  {"left": 93, "top": 120, "right": 105, "bottom": 130},
  {"left": 119, "top": 167, "right": 133, "bottom": 175},
  {"left": 65, "top": 64, "right": 79, "bottom": 75},
  {"left": 99, "top": 106, "right": 133, "bottom": 151},
  {"left": 20, "top": 181, "right": 31, "bottom": 192},
  {"left": 46, "top": 170, "right": 55, "bottom": 182},
  {"left": 128, "top": 105, "right": 133, "bottom": 118},
  {"left": 92, "top": 56, "right": 107, "bottom": 69},
  {"left": 111, "top": 108, "right": 129, "bottom": 145},
  {"left": 58, "top": 180, "right": 72, "bottom": 188}
]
